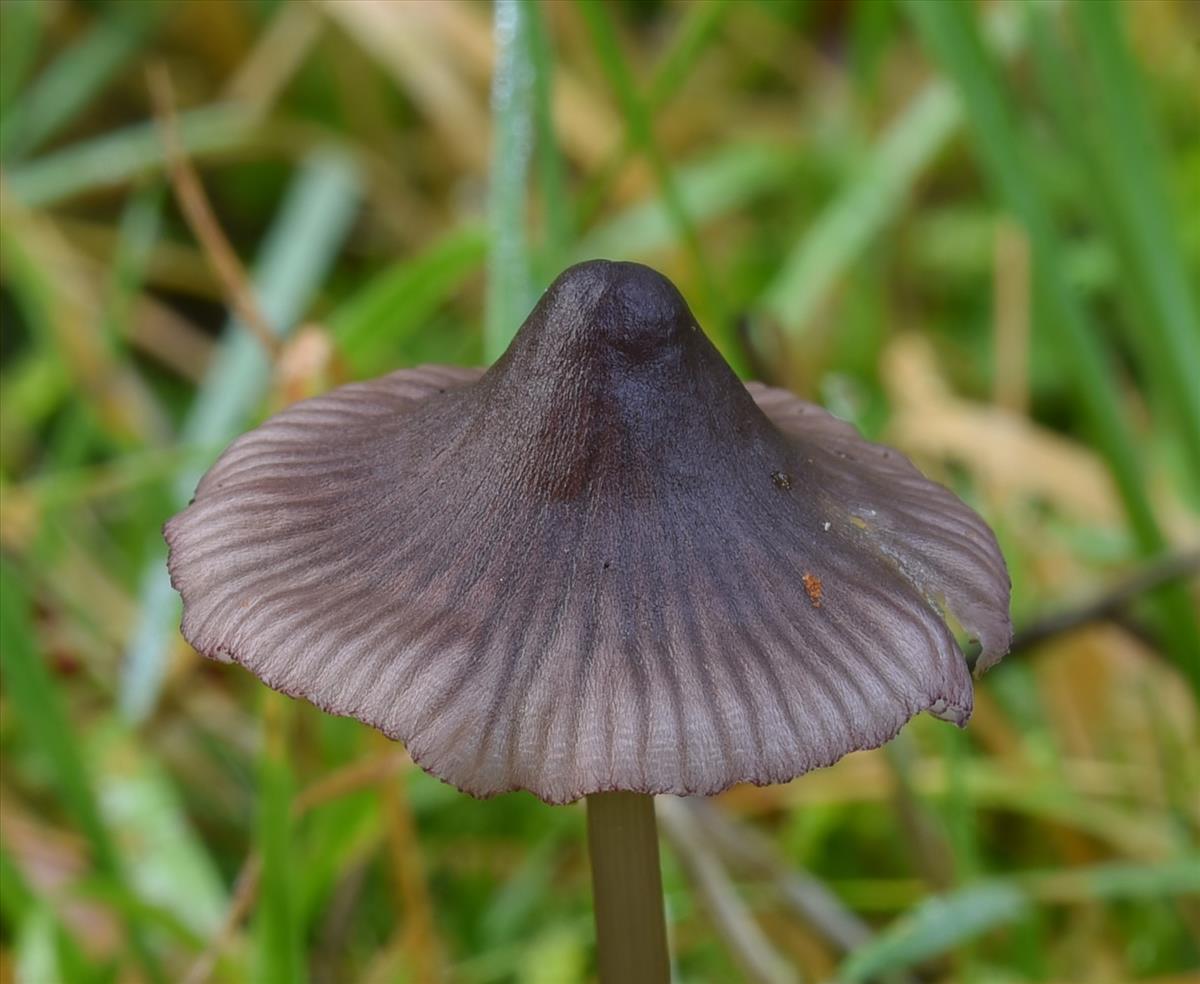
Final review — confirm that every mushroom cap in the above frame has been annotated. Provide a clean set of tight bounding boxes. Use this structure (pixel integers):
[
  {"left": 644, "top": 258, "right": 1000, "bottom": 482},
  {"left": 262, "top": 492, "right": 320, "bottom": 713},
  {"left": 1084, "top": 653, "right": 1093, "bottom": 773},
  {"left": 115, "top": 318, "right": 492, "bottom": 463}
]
[{"left": 166, "top": 260, "right": 1011, "bottom": 804}]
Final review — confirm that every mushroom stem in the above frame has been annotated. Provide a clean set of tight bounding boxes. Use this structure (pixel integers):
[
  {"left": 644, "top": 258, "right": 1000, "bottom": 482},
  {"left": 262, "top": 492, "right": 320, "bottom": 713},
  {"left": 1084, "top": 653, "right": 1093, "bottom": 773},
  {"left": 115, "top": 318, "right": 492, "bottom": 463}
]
[{"left": 586, "top": 791, "right": 670, "bottom": 983}]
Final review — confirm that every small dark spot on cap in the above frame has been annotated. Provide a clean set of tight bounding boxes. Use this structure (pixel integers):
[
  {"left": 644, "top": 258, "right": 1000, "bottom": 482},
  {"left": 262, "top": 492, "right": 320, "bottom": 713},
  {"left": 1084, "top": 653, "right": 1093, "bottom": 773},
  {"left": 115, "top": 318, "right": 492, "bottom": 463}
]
[
  {"left": 771, "top": 471, "right": 792, "bottom": 491},
  {"left": 603, "top": 561, "right": 611, "bottom": 570}
]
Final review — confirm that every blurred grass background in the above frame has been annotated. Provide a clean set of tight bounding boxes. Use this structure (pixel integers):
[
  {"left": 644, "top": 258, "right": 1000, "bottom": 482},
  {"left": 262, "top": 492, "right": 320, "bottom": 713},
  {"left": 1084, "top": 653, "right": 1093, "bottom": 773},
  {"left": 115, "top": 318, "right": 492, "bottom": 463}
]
[{"left": 1, "top": 0, "right": 1198, "bottom": 982}]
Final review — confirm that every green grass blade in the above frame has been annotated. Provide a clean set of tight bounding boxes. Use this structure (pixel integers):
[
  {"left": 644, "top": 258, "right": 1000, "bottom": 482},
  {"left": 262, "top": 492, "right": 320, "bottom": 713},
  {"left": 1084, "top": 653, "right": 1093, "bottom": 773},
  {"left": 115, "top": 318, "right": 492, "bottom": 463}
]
[
  {"left": 645, "top": 0, "right": 733, "bottom": 109},
  {"left": 0, "top": 562, "right": 165, "bottom": 983},
  {"left": 0, "top": 351, "right": 68, "bottom": 469},
  {"left": 1022, "top": 11, "right": 1178, "bottom": 424},
  {"left": 840, "top": 882, "right": 1029, "bottom": 982},
  {"left": 15, "top": 906, "right": 67, "bottom": 984},
  {"left": 758, "top": 1, "right": 1026, "bottom": 346},
  {"left": 904, "top": 0, "right": 1200, "bottom": 690},
  {"left": 840, "top": 857, "right": 1200, "bottom": 982},
  {"left": 1022, "top": 858, "right": 1200, "bottom": 902},
  {"left": 100, "top": 183, "right": 166, "bottom": 358},
  {"left": 1072, "top": 1, "right": 1200, "bottom": 487},
  {"left": 485, "top": 0, "right": 535, "bottom": 362},
  {"left": 576, "top": 140, "right": 795, "bottom": 270},
  {"left": 330, "top": 225, "right": 486, "bottom": 374},
  {"left": 576, "top": 0, "right": 733, "bottom": 359},
  {"left": 575, "top": 0, "right": 733, "bottom": 230},
  {"left": 0, "top": 564, "right": 119, "bottom": 886},
  {"left": 92, "top": 726, "right": 228, "bottom": 939},
  {"left": 528, "top": 1, "right": 573, "bottom": 287},
  {"left": 0, "top": 0, "right": 46, "bottom": 115},
  {"left": 0, "top": 847, "right": 35, "bottom": 925},
  {"left": 0, "top": 854, "right": 99, "bottom": 980},
  {"left": 6, "top": 104, "right": 255, "bottom": 207},
  {"left": 257, "top": 695, "right": 305, "bottom": 984},
  {"left": 0, "top": 4, "right": 162, "bottom": 161},
  {"left": 120, "top": 149, "right": 362, "bottom": 722}
]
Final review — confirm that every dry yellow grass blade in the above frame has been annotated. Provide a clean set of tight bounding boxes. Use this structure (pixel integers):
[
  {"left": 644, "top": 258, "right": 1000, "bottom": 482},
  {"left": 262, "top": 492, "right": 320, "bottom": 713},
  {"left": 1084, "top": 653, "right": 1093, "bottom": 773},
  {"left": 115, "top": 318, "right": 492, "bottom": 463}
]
[
  {"left": 223, "top": 1, "right": 323, "bottom": 120},
  {"left": 883, "top": 333, "right": 1200, "bottom": 541},
  {"left": 319, "top": 0, "right": 489, "bottom": 171},
  {"left": 0, "top": 186, "right": 168, "bottom": 445},
  {"left": 417, "top": 0, "right": 621, "bottom": 169},
  {"left": 53, "top": 216, "right": 221, "bottom": 299},
  {"left": 1037, "top": 624, "right": 1198, "bottom": 815},
  {"left": 992, "top": 219, "right": 1031, "bottom": 415},
  {"left": 321, "top": 0, "right": 621, "bottom": 174}
]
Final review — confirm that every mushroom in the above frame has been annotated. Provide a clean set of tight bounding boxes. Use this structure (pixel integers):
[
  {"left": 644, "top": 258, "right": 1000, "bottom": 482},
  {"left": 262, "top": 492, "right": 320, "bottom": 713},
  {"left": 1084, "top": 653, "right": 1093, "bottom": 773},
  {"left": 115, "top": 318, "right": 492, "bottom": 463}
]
[{"left": 166, "top": 259, "right": 1011, "bottom": 981}]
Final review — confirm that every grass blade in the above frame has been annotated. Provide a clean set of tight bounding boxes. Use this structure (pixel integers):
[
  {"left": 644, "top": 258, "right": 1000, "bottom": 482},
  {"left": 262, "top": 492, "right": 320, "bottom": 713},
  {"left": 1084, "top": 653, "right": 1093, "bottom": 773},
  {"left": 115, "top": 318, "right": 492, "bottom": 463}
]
[
  {"left": 0, "top": 4, "right": 162, "bottom": 161},
  {"left": 757, "top": 2, "right": 1026, "bottom": 346},
  {"left": 0, "top": 0, "right": 45, "bottom": 115},
  {"left": 645, "top": 0, "right": 733, "bottom": 109},
  {"left": 840, "top": 883, "right": 1028, "bottom": 983},
  {"left": 257, "top": 693, "right": 305, "bottom": 983},
  {"left": 120, "top": 149, "right": 362, "bottom": 722},
  {"left": 903, "top": 0, "right": 1200, "bottom": 690},
  {"left": 330, "top": 225, "right": 486, "bottom": 374},
  {"left": 92, "top": 726, "right": 228, "bottom": 939},
  {"left": 485, "top": 0, "right": 535, "bottom": 362},
  {"left": 576, "top": 141, "right": 796, "bottom": 273},
  {"left": 6, "top": 104, "right": 255, "bottom": 207},
  {"left": 0, "top": 562, "right": 165, "bottom": 983},
  {"left": 1072, "top": 1, "right": 1200, "bottom": 487},
  {"left": 528, "top": 1, "right": 573, "bottom": 287},
  {"left": 575, "top": 0, "right": 733, "bottom": 229},
  {"left": 577, "top": 0, "right": 734, "bottom": 360},
  {"left": 0, "top": 564, "right": 117, "bottom": 882}
]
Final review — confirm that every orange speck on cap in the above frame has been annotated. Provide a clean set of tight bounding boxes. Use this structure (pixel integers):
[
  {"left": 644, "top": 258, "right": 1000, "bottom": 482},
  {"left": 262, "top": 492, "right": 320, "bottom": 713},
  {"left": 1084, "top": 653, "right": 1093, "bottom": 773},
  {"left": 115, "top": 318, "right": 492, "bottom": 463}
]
[{"left": 802, "top": 572, "right": 823, "bottom": 608}]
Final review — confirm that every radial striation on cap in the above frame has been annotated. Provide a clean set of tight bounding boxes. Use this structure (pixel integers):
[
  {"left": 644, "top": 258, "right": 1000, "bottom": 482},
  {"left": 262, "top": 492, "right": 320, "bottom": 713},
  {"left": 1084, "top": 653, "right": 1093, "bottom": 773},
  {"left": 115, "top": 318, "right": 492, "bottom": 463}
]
[{"left": 166, "top": 259, "right": 1012, "bottom": 804}]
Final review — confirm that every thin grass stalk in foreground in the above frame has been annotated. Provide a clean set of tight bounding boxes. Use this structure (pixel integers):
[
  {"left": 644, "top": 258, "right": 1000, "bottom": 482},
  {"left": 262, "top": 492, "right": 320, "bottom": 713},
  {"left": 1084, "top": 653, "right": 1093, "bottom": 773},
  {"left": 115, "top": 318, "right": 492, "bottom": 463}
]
[
  {"left": 904, "top": 0, "right": 1200, "bottom": 691},
  {"left": 485, "top": 0, "right": 535, "bottom": 362},
  {"left": 377, "top": 740, "right": 442, "bottom": 982}
]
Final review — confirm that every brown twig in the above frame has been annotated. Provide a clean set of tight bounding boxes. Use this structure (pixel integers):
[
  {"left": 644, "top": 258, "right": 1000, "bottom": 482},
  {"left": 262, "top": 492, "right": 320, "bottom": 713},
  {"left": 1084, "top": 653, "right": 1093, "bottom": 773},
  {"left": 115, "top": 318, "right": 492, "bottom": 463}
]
[
  {"left": 1010, "top": 551, "right": 1200, "bottom": 653},
  {"left": 146, "top": 63, "right": 281, "bottom": 359}
]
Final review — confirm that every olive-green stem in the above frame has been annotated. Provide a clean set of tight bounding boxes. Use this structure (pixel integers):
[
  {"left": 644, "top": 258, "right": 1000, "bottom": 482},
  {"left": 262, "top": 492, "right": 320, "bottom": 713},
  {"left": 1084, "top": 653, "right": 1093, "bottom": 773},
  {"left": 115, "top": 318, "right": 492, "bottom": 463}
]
[{"left": 586, "top": 792, "right": 670, "bottom": 983}]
